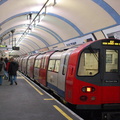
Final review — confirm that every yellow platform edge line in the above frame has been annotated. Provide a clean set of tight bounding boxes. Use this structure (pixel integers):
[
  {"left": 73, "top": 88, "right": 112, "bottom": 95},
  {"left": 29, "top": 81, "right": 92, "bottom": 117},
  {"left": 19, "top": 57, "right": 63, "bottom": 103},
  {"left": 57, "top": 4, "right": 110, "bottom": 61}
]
[
  {"left": 18, "top": 74, "right": 44, "bottom": 95},
  {"left": 53, "top": 105, "right": 73, "bottom": 120},
  {"left": 44, "top": 98, "right": 55, "bottom": 100},
  {"left": 24, "top": 78, "right": 44, "bottom": 95}
]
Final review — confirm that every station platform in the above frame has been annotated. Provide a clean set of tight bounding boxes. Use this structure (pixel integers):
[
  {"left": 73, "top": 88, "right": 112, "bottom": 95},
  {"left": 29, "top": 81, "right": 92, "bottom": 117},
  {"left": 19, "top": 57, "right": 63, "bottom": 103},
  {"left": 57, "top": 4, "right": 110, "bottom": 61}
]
[{"left": 0, "top": 72, "right": 83, "bottom": 120}]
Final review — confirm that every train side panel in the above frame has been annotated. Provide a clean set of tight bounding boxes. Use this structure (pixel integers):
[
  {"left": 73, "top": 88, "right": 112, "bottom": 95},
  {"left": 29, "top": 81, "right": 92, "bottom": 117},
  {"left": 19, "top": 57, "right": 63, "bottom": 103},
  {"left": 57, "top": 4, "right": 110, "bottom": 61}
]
[
  {"left": 47, "top": 51, "right": 62, "bottom": 92},
  {"left": 22, "top": 55, "right": 31, "bottom": 75},
  {"left": 34, "top": 54, "right": 42, "bottom": 83},
  {"left": 47, "top": 49, "right": 75, "bottom": 97},
  {"left": 39, "top": 51, "right": 54, "bottom": 86},
  {"left": 65, "top": 44, "right": 88, "bottom": 103},
  {"left": 27, "top": 55, "right": 37, "bottom": 79},
  {"left": 33, "top": 51, "right": 54, "bottom": 86},
  {"left": 57, "top": 49, "right": 76, "bottom": 97},
  {"left": 18, "top": 56, "right": 24, "bottom": 71}
]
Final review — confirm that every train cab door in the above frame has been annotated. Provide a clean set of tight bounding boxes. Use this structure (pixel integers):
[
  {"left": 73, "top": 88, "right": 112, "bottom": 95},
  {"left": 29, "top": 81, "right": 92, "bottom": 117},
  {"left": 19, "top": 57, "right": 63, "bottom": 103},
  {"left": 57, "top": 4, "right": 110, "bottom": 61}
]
[{"left": 101, "top": 46, "right": 120, "bottom": 103}]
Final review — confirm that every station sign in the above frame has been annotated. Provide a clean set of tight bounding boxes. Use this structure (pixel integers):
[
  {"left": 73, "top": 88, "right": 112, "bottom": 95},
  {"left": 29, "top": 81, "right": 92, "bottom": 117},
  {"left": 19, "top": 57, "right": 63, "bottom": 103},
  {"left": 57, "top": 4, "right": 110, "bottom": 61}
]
[
  {"left": 64, "top": 34, "right": 94, "bottom": 47},
  {"left": 0, "top": 45, "right": 20, "bottom": 50},
  {"left": 0, "top": 45, "right": 7, "bottom": 47},
  {"left": 0, "top": 45, "right": 7, "bottom": 50},
  {"left": 12, "top": 46, "right": 20, "bottom": 50}
]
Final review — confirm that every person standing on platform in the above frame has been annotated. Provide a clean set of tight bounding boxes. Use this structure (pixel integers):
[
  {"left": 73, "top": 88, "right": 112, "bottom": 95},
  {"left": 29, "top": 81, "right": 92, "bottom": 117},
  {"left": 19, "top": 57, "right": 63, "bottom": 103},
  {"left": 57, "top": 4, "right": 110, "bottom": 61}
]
[
  {"left": 8, "top": 57, "right": 19, "bottom": 85},
  {"left": 0, "top": 57, "right": 6, "bottom": 85}
]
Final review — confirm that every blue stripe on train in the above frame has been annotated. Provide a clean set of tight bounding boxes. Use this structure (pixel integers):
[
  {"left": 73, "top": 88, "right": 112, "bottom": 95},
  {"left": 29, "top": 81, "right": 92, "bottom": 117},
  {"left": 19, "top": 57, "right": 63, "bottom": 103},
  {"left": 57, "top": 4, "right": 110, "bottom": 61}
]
[{"left": 47, "top": 82, "right": 65, "bottom": 98}]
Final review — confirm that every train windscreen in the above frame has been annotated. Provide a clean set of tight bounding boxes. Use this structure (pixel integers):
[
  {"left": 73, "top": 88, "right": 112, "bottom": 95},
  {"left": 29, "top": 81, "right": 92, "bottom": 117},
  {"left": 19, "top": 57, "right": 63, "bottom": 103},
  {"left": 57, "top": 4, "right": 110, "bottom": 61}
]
[{"left": 77, "top": 49, "right": 99, "bottom": 76}]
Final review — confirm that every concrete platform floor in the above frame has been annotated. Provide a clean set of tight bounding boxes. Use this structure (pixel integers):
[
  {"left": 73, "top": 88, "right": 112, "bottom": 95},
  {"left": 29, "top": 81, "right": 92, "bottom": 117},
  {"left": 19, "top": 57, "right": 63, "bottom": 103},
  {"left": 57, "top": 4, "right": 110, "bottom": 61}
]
[{"left": 0, "top": 73, "right": 83, "bottom": 120}]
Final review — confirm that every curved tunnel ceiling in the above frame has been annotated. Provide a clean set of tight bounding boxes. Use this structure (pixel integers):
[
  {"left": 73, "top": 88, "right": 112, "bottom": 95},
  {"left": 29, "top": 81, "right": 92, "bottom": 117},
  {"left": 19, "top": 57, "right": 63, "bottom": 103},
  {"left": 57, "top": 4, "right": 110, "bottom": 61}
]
[{"left": 0, "top": 0, "right": 120, "bottom": 56}]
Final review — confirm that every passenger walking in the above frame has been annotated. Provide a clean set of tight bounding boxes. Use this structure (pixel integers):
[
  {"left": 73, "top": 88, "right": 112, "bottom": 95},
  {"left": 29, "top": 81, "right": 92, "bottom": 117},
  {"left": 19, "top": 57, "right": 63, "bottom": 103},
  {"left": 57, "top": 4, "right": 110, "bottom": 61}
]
[
  {"left": 6, "top": 58, "right": 12, "bottom": 81},
  {"left": 8, "top": 57, "right": 19, "bottom": 85},
  {"left": 4, "top": 57, "right": 8, "bottom": 64},
  {"left": 4, "top": 57, "right": 9, "bottom": 80},
  {"left": 0, "top": 57, "right": 6, "bottom": 85}
]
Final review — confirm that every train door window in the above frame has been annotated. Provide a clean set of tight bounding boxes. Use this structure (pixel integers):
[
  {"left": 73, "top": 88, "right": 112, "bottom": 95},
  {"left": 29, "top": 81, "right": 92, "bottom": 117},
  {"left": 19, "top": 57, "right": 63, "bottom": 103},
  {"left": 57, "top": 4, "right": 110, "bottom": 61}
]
[
  {"left": 106, "top": 50, "right": 118, "bottom": 72},
  {"left": 78, "top": 49, "right": 99, "bottom": 76},
  {"left": 28, "top": 59, "right": 30, "bottom": 66},
  {"left": 41, "top": 58, "right": 43, "bottom": 68},
  {"left": 43, "top": 57, "right": 47, "bottom": 69},
  {"left": 54, "top": 60, "right": 60, "bottom": 72},
  {"left": 38, "top": 60, "right": 41, "bottom": 68},
  {"left": 42, "top": 57, "right": 46, "bottom": 69},
  {"left": 27, "top": 59, "right": 31, "bottom": 70},
  {"left": 35, "top": 60, "right": 38, "bottom": 68},
  {"left": 42, "top": 57, "right": 45, "bottom": 69},
  {"left": 23, "top": 59, "right": 25, "bottom": 65},
  {"left": 48, "top": 60, "right": 55, "bottom": 71},
  {"left": 41, "top": 57, "right": 46, "bottom": 69},
  {"left": 62, "top": 54, "right": 70, "bottom": 75}
]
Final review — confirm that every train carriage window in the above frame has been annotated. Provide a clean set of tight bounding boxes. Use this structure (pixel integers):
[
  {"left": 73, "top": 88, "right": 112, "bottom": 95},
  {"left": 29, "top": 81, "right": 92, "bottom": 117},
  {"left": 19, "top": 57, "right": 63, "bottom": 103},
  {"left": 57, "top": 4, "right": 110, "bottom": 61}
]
[
  {"left": 48, "top": 60, "right": 55, "bottom": 71},
  {"left": 35, "top": 60, "right": 41, "bottom": 68},
  {"left": 78, "top": 49, "right": 99, "bottom": 76},
  {"left": 54, "top": 60, "right": 60, "bottom": 72},
  {"left": 106, "top": 50, "right": 118, "bottom": 72}
]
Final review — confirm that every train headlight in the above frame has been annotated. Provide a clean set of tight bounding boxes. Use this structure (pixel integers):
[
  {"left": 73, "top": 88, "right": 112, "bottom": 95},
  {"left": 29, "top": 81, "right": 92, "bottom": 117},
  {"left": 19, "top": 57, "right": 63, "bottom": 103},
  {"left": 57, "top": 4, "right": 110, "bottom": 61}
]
[{"left": 82, "top": 86, "right": 95, "bottom": 93}]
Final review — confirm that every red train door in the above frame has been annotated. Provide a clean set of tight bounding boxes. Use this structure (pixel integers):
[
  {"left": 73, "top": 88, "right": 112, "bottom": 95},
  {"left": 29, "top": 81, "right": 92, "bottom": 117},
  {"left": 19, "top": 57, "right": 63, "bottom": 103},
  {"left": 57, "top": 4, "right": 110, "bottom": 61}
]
[{"left": 102, "top": 46, "right": 120, "bottom": 104}]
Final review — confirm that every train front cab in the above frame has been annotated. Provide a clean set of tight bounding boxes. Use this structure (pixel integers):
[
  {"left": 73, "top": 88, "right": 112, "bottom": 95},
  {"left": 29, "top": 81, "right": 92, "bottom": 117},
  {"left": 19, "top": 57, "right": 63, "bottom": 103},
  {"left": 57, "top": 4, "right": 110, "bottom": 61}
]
[{"left": 65, "top": 39, "right": 120, "bottom": 110}]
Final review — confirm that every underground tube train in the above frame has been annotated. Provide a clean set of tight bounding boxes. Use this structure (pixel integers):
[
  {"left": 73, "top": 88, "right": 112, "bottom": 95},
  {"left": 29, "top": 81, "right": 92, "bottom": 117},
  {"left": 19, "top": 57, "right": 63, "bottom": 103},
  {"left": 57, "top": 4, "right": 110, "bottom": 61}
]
[{"left": 18, "top": 38, "right": 120, "bottom": 110}]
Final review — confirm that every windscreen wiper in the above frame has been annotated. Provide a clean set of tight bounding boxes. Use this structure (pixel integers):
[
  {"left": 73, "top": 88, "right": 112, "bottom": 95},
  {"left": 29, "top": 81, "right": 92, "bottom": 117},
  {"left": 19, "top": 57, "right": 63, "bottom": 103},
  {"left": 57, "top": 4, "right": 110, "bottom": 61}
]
[{"left": 88, "top": 46, "right": 98, "bottom": 61}]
